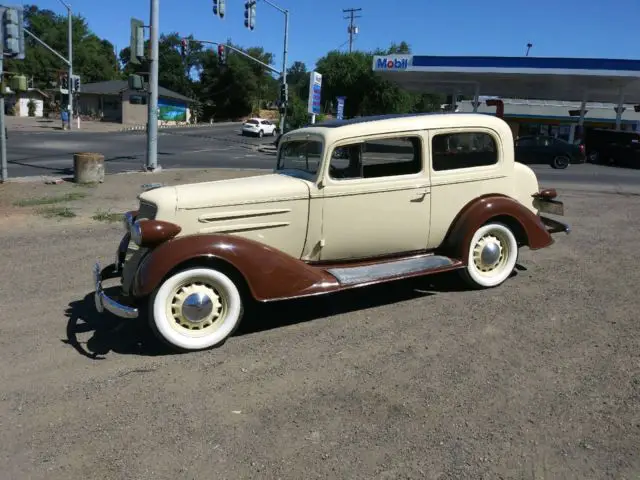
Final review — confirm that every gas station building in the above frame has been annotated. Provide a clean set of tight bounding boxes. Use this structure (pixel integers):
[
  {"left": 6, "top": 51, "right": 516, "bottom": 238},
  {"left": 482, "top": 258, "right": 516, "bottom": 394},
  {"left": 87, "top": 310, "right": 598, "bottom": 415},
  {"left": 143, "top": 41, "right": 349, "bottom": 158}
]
[{"left": 372, "top": 55, "right": 640, "bottom": 143}]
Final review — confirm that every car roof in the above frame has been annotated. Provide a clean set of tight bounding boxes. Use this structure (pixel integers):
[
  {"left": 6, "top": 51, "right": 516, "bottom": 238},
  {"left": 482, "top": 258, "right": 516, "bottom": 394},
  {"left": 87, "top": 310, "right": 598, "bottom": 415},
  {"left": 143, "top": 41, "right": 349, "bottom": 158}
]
[{"left": 282, "top": 112, "right": 514, "bottom": 145}]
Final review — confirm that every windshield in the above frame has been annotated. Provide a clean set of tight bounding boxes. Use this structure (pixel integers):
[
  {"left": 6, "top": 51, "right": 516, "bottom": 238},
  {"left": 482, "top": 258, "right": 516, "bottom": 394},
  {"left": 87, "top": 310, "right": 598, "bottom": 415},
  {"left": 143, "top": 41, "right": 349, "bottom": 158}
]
[{"left": 276, "top": 139, "right": 323, "bottom": 176}]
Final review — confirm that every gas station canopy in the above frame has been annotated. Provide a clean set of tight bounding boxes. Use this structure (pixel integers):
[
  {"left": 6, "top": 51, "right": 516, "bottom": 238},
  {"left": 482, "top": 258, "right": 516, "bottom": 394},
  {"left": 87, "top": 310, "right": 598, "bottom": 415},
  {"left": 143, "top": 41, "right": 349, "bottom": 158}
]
[{"left": 371, "top": 55, "right": 640, "bottom": 104}]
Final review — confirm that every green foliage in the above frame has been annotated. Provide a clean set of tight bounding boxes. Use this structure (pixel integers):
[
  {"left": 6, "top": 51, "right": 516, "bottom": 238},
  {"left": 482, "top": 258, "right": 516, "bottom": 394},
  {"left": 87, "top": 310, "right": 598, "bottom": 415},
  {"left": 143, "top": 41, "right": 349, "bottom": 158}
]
[
  {"left": 5, "top": 5, "right": 119, "bottom": 88},
  {"left": 5, "top": 6, "right": 440, "bottom": 124}
]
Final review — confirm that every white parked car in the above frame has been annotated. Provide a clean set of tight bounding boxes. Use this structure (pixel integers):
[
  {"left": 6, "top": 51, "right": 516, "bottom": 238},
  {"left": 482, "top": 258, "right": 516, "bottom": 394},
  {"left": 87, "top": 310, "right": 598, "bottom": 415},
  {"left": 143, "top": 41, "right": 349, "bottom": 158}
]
[{"left": 241, "top": 118, "right": 278, "bottom": 137}]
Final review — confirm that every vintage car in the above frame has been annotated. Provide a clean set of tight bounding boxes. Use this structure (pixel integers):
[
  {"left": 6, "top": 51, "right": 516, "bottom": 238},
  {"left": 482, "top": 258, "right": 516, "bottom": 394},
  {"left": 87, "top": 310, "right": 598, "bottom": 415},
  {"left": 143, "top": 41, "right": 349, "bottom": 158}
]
[{"left": 93, "top": 113, "right": 570, "bottom": 352}]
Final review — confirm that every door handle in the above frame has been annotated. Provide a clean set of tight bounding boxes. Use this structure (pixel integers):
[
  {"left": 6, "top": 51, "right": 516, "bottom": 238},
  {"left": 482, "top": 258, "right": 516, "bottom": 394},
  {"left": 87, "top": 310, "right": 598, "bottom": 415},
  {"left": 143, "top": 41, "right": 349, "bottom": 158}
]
[{"left": 411, "top": 188, "right": 429, "bottom": 202}]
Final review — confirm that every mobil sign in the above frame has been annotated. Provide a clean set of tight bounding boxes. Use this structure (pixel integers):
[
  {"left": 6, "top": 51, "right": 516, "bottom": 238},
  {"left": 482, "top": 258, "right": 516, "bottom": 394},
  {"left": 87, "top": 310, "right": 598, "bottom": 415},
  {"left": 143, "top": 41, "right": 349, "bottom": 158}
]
[{"left": 373, "top": 55, "right": 411, "bottom": 71}]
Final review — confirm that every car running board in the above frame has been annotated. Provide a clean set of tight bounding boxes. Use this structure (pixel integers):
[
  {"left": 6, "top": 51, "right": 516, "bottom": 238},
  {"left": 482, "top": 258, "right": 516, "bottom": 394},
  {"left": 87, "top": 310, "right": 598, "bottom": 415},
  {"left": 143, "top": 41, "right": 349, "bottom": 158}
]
[{"left": 325, "top": 254, "right": 463, "bottom": 286}]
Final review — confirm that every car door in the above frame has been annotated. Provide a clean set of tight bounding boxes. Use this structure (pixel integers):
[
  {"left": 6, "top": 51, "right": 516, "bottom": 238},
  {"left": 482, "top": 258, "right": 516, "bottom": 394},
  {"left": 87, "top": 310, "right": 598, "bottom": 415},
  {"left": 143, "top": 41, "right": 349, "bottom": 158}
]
[{"left": 317, "top": 132, "right": 430, "bottom": 262}]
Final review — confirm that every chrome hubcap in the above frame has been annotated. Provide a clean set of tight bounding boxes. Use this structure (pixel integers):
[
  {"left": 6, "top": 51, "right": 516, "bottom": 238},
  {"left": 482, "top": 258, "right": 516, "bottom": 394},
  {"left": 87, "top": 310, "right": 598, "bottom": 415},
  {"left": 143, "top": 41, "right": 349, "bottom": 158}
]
[
  {"left": 480, "top": 241, "right": 501, "bottom": 266},
  {"left": 169, "top": 283, "right": 224, "bottom": 331},
  {"left": 473, "top": 234, "right": 506, "bottom": 273},
  {"left": 182, "top": 292, "right": 214, "bottom": 323}
]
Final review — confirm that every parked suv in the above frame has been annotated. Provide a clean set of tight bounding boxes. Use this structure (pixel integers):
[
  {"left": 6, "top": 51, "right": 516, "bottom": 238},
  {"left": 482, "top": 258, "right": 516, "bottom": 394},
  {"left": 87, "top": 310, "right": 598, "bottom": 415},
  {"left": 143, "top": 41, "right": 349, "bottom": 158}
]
[
  {"left": 584, "top": 128, "right": 640, "bottom": 169},
  {"left": 515, "top": 135, "right": 586, "bottom": 169}
]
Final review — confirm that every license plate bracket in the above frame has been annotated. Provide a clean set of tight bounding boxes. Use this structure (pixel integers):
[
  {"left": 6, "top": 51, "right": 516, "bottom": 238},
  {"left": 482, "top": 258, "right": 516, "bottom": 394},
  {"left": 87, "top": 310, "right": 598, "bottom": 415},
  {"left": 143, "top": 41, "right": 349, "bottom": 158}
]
[{"left": 534, "top": 198, "right": 564, "bottom": 216}]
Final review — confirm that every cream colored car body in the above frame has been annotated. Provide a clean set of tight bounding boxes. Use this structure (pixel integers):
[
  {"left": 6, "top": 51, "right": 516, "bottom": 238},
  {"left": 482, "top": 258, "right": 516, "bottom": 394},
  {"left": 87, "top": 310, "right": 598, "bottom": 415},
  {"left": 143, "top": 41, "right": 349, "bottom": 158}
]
[{"left": 136, "top": 113, "right": 540, "bottom": 263}]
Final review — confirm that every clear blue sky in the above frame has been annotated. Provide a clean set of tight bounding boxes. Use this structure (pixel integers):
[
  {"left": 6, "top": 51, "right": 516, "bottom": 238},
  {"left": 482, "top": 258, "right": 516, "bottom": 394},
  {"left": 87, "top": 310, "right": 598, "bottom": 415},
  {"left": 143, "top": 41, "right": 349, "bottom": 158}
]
[{"left": 35, "top": 0, "right": 640, "bottom": 72}]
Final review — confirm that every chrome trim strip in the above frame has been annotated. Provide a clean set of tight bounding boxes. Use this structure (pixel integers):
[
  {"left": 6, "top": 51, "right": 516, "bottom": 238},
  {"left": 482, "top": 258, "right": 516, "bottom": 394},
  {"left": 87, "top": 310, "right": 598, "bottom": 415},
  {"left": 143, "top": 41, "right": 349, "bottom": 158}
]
[
  {"left": 199, "top": 221, "right": 291, "bottom": 234},
  {"left": 198, "top": 208, "right": 292, "bottom": 223}
]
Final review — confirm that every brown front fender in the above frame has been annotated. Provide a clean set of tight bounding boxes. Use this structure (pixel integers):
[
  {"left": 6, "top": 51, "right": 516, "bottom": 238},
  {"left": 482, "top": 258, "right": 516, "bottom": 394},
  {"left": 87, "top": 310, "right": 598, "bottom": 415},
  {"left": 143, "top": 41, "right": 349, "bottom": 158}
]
[
  {"left": 132, "top": 234, "right": 339, "bottom": 302},
  {"left": 442, "top": 194, "right": 554, "bottom": 261}
]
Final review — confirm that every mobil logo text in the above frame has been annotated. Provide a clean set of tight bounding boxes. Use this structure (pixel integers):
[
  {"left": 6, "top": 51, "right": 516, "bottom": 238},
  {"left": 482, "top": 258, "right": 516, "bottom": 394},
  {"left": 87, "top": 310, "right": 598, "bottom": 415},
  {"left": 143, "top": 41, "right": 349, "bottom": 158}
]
[{"left": 376, "top": 57, "right": 409, "bottom": 70}]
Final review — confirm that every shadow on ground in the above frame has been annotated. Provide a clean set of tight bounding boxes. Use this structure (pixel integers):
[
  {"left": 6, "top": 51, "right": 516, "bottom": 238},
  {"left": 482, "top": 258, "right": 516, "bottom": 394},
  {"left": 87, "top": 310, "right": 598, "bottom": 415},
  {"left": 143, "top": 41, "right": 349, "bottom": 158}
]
[{"left": 62, "top": 268, "right": 521, "bottom": 360}]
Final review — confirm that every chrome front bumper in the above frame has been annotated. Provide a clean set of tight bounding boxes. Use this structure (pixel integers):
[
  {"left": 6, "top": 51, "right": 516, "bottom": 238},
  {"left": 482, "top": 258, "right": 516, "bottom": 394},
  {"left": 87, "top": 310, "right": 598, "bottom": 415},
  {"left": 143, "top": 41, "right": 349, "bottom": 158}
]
[{"left": 93, "top": 261, "right": 139, "bottom": 319}]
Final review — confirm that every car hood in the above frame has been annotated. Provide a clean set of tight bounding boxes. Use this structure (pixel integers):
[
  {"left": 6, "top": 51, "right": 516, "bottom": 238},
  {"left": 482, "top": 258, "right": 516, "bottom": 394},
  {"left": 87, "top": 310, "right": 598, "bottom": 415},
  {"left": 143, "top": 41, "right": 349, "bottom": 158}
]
[{"left": 172, "top": 173, "right": 311, "bottom": 210}]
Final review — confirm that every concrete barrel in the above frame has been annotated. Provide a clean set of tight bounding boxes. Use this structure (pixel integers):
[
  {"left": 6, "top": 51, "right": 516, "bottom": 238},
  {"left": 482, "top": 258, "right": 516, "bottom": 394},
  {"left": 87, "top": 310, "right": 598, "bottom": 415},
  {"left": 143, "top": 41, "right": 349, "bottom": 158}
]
[{"left": 73, "top": 152, "right": 105, "bottom": 184}]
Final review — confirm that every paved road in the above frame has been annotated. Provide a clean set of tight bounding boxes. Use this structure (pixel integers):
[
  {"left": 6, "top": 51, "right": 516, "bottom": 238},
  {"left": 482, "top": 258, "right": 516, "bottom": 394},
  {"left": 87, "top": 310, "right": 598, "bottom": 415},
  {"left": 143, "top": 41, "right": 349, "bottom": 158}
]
[
  {"left": 5, "top": 127, "right": 640, "bottom": 191},
  {"left": 1, "top": 191, "right": 639, "bottom": 479},
  {"left": 5, "top": 124, "right": 279, "bottom": 178}
]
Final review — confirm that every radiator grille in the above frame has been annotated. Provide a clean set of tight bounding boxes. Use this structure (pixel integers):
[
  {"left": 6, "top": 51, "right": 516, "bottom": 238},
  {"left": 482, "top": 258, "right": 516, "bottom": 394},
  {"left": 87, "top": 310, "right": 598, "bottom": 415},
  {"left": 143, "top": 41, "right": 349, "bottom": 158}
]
[{"left": 138, "top": 201, "right": 157, "bottom": 221}]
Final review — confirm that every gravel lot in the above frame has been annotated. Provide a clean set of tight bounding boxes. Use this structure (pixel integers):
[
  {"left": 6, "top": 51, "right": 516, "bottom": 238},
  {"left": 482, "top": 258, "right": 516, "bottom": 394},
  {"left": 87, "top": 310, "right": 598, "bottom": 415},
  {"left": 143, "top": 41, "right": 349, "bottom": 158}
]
[{"left": 0, "top": 189, "right": 639, "bottom": 479}]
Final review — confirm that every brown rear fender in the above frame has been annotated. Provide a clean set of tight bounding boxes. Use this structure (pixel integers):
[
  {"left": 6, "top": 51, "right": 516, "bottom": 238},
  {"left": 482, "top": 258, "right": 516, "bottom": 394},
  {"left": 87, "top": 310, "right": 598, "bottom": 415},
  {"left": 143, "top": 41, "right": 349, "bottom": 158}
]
[
  {"left": 132, "top": 234, "right": 339, "bottom": 302},
  {"left": 442, "top": 194, "right": 553, "bottom": 261}
]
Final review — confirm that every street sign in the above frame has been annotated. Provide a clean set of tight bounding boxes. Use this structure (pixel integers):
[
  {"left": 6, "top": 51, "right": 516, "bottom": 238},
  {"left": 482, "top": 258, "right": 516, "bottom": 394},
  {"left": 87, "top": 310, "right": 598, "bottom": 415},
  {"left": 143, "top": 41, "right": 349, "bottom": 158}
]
[
  {"left": 336, "top": 96, "right": 346, "bottom": 120},
  {"left": 307, "top": 71, "right": 322, "bottom": 115}
]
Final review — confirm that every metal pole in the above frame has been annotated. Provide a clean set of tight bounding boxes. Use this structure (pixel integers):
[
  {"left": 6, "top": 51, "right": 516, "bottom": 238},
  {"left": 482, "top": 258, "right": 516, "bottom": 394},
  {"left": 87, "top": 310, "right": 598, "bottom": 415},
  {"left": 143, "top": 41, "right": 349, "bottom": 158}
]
[
  {"left": 146, "top": 0, "right": 160, "bottom": 171},
  {"left": 67, "top": 5, "right": 73, "bottom": 129},
  {"left": 260, "top": 0, "right": 289, "bottom": 134},
  {"left": 280, "top": 9, "right": 288, "bottom": 134},
  {"left": 0, "top": 43, "right": 7, "bottom": 182}
]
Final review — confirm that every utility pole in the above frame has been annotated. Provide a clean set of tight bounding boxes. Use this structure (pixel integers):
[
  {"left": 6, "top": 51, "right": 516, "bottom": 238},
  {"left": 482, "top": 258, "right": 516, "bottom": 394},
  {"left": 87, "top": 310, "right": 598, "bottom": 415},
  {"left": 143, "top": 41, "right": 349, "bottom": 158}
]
[
  {"left": 146, "top": 0, "right": 160, "bottom": 171},
  {"left": 343, "top": 7, "right": 361, "bottom": 54}
]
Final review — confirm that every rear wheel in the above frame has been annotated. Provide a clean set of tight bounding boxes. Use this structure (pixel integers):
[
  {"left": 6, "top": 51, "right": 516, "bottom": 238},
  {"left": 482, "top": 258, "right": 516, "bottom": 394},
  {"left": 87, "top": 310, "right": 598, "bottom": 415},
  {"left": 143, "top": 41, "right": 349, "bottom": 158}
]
[
  {"left": 459, "top": 222, "right": 519, "bottom": 289},
  {"left": 258, "top": 130, "right": 264, "bottom": 138},
  {"left": 552, "top": 155, "right": 570, "bottom": 169},
  {"left": 149, "top": 267, "right": 244, "bottom": 351}
]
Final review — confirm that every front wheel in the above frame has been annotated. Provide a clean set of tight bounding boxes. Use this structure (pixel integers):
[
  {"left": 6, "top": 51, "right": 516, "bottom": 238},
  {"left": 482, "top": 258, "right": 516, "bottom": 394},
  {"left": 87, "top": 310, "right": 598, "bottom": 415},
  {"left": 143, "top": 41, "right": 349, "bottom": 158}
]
[
  {"left": 551, "top": 155, "right": 570, "bottom": 169},
  {"left": 149, "top": 267, "right": 244, "bottom": 351},
  {"left": 459, "top": 222, "right": 519, "bottom": 289}
]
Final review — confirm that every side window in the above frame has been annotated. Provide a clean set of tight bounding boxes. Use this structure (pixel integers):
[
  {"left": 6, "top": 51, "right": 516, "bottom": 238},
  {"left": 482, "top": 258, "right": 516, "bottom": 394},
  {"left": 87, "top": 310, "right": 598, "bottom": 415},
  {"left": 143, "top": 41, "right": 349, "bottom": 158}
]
[
  {"left": 516, "top": 137, "right": 536, "bottom": 147},
  {"left": 432, "top": 131, "right": 498, "bottom": 171},
  {"left": 329, "top": 136, "right": 422, "bottom": 180}
]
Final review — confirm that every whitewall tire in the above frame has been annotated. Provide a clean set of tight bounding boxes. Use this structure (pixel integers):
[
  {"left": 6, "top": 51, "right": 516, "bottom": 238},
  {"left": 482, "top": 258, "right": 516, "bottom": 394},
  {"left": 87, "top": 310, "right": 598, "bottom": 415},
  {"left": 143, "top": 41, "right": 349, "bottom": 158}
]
[
  {"left": 460, "top": 222, "right": 518, "bottom": 289},
  {"left": 149, "top": 267, "right": 244, "bottom": 351}
]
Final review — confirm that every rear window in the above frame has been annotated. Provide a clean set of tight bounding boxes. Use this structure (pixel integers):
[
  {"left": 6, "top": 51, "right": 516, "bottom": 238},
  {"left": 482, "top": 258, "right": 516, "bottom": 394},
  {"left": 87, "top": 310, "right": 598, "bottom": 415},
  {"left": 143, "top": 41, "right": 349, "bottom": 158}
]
[{"left": 246, "top": 120, "right": 259, "bottom": 125}]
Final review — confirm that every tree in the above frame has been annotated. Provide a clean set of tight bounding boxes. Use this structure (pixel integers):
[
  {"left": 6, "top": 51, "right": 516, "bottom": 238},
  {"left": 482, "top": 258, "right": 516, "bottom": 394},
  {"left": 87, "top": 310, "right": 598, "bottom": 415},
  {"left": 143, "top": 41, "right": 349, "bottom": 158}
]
[
  {"left": 5, "top": 5, "right": 119, "bottom": 88},
  {"left": 314, "top": 41, "right": 443, "bottom": 118},
  {"left": 198, "top": 40, "right": 278, "bottom": 120}
]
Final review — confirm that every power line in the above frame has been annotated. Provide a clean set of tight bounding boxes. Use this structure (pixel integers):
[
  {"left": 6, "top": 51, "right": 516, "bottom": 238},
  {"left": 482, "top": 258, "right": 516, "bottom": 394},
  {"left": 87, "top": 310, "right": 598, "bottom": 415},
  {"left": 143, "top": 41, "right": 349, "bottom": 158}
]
[{"left": 342, "top": 8, "right": 362, "bottom": 54}]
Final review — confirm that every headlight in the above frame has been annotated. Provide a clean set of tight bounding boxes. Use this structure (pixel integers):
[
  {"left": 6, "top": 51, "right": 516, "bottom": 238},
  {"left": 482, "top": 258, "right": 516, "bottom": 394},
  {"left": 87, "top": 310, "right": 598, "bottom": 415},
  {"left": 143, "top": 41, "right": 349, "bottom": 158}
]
[
  {"left": 129, "top": 219, "right": 181, "bottom": 248},
  {"left": 131, "top": 221, "right": 143, "bottom": 245}
]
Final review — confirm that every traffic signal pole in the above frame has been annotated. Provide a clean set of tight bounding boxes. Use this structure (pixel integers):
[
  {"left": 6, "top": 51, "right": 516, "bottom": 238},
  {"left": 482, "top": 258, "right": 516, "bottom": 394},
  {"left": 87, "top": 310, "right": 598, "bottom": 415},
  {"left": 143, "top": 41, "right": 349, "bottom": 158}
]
[
  {"left": 145, "top": 0, "right": 160, "bottom": 171},
  {"left": 260, "top": 0, "right": 288, "bottom": 134},
  {"left": 59, "top": 0, "right": 73, "bottom": 129},
  {"left": 194, "top": 39, "right": 279, "bottom": 74}
]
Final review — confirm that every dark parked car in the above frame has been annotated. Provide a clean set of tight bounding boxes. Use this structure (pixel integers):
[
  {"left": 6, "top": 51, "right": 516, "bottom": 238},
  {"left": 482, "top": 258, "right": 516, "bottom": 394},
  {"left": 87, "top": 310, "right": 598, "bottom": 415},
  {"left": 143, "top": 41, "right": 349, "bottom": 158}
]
[
  {"left": 583, "top": 128, "right": 640, "bottom": 169},
  {"left": 515, "top": 135, "right": 586, "bottom": 169}
]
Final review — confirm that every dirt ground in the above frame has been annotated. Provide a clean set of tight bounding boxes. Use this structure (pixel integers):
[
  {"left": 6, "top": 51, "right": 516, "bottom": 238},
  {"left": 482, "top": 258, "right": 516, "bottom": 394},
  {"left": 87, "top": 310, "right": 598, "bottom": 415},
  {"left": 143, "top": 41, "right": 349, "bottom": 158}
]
[
  {"left": 0, "top": 179, "right": 639, "bottom": 479},
  {"left": 0, "top": 168, "right": 268, "bottom": 232}
]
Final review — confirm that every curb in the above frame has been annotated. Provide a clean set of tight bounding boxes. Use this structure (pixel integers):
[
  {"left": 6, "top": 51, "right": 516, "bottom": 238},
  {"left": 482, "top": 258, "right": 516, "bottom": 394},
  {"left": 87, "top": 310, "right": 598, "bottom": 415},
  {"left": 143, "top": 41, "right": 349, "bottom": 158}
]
[{"left": 119, "top": 121, "right": 240, "bottom": 132}]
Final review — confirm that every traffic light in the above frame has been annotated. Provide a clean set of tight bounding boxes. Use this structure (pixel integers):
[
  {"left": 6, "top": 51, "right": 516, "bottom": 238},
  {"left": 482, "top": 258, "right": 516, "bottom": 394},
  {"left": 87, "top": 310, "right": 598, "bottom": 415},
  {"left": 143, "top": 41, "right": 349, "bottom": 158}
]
[
  {"left": 217, "top": 44, "right": 226, "bottom": 66},
  {"left": 280, "top": 83, "right": 288, "bottom": 106},
  {"left": 180, "top": 38, "right": 187, "bottom": 58},
  {"left": 130, "top": 17, "right": 145, "bottom": 64},
  {"left": 1, "top": 6, "right": 25, "bottom": 59},
  {"left": 213, "top": 0, "right": 226, "bottom": 18},
  {"left": 72, "top": 76, "right": 80, "bottom": 93},
  {"left": 244, "top": 1, "right": 256, "bottom": 30},
  {"left": 60, "top": 74, "right": 69, "bottom": 92}
]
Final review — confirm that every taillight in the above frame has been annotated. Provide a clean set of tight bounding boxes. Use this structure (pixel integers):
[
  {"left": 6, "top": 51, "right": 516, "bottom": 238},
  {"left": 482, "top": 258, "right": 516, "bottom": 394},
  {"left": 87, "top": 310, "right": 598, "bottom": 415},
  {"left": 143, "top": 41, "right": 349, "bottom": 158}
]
[{"left": 579, "top": 144, "right": 585, "bottom": 155}]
